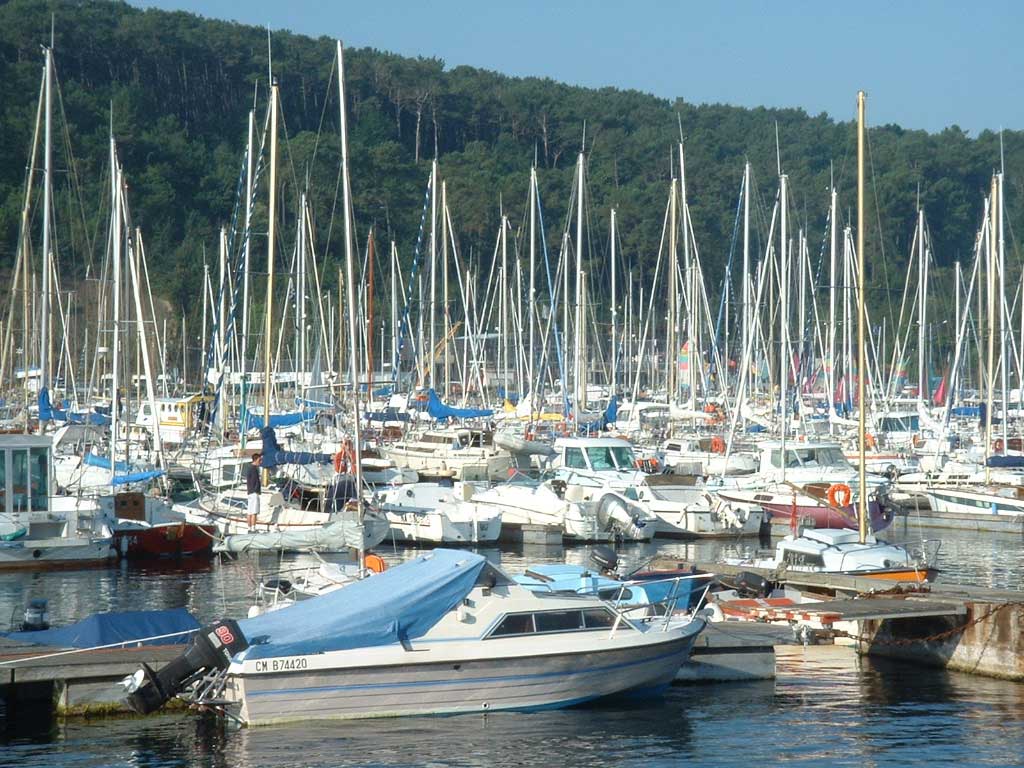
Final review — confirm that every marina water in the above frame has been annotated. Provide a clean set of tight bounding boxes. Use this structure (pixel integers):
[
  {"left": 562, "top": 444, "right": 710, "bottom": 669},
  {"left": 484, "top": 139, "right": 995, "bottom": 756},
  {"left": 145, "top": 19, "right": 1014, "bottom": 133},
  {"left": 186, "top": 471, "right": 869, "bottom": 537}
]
[{"left": 1, "top": 527, "right": 1022, "bottom": 767}]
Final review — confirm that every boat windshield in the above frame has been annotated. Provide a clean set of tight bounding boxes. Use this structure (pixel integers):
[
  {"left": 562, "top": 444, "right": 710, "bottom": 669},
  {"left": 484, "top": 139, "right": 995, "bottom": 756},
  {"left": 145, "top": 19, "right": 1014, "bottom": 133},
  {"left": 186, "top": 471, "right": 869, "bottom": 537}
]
[
  {"left": 878, "top": 415, "right": 919, "bottom": 432},
  {"left": 770, "top": 446, "right": 851, "bottom": 469},
  {"left": 586, "top": 445, "right": 635, "bottom": 471}
]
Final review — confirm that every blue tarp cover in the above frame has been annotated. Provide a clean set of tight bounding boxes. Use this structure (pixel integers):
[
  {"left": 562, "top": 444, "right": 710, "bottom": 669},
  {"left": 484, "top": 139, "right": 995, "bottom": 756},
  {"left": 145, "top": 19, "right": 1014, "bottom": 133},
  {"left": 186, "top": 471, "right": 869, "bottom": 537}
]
[
  {"left": 245, "top": 409, "right": 317, "bottom": 431},
  {"left": 986, "top": 455, "right": 1024, "bottom": 468},
  {"left": 83, "top": 453, "right": 131, "bottom": 473},
  {"left": 38, "top": 388, "right": 111, "bottom": 426},
  {"left": 425, "top": 389, "right": 493, "bottom": 420},
  {"left": 364, "top": 407, "right": 410, "bottom": 423},
  {"left": 238, "top": 549, "right": 487, "bottom": 660},
  {"left": 2, "top": 608, "right": 198, "bottom": 648},
  {"left": 112, "top": 469, "right": 165, "bottom": 486},
  {"left": 259, "top": 427, "right": 334, "bottom": 469}
]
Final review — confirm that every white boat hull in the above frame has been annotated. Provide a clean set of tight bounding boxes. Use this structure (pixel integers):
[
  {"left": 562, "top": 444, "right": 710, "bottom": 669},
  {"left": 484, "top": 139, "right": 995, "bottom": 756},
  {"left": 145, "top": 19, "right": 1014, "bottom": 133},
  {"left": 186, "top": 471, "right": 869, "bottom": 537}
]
[{"left": 227, "top": 627, "right": 701, "bottom": 726}]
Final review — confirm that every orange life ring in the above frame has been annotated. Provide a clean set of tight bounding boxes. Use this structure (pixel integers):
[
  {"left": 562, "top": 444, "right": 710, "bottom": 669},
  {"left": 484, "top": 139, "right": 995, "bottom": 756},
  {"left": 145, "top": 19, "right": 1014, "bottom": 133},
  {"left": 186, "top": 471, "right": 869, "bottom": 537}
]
[
  {"left": 865, "top": 433, "right": 876, "bottom": 449},
  {"left": 364, "top": 553, "right": 387, "bottom": 573},
  {"left": 710, "top": 436, "right": 726, "bottom": 454},
  {"left": 827, "top": 482, "right": 853, "bottom": 508}
]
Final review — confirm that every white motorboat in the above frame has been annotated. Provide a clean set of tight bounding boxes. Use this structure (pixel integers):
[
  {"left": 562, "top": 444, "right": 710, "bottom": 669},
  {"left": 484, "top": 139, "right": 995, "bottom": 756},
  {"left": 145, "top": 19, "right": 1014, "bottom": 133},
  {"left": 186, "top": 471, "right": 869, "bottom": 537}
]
[
  {"left": 919, "top": 485, "right": 1024, "bottom": 532},
  {"left": 124, "top": 549, "right": 705, "bottom": 725},
  {"left": 382, "top": 428, "right": 513, "bottom": 481},
  {"left": 725, "top": 527, "right": 939, "bottom": 583},
  {"left": 551, "top": 437, "right": 759, "bottom": 538},
  {"left": 375, "top": 480, "right": 502, "bottom": 544}
]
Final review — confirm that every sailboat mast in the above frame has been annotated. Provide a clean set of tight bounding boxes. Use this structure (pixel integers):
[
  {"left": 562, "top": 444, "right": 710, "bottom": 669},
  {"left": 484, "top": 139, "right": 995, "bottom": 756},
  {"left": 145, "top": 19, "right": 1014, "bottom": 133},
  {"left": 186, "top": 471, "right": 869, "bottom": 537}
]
[
  {"left": 742, "top": 162, "right": 751, "bottom": 404},
  {"left": 110, "top": 141, "right": 121, "bottom": 484},
  {"left": 917, "top": 208, "right": 926, "bottom": 407},
  {"left": 574, "top": 152, "right": 585, "bottom": 411},
  {"left": 610, "top": 208, "right": 618, "bottom": 394},
  {"left": 985, "top": 175, "right": 997, "bottom": 477},
  {"left": 528, "top": 168, "right": 537, "bottom": 403},
  {"left": 337, "top": 40, "right": 364, "bottom": 518},
  {"left": 40, "top": 45, "right": 53, "bottom": 401},
  {"left": 856, "top": 90, "right": 868, "bottom": 544},
  {"left": 262, "top": 80, "right": 279, "bottom": 475},
  {"left": 828, "top": 186, "right": 837, "bottom": 431}
]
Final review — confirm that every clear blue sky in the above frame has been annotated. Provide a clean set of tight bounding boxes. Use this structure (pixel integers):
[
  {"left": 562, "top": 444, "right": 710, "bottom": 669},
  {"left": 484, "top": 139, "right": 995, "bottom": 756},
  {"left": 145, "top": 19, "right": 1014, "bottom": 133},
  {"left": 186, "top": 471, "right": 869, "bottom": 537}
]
[{"left": 132, "top": 0, "right": 1021, "bottom": 135}]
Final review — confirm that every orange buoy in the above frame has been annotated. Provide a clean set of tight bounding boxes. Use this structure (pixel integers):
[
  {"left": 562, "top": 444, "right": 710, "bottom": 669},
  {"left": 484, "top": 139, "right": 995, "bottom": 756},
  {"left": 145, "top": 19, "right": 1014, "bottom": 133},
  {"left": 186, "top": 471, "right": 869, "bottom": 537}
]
[{"left": 827, "top": 482, "right": 853, "bottom": 508}]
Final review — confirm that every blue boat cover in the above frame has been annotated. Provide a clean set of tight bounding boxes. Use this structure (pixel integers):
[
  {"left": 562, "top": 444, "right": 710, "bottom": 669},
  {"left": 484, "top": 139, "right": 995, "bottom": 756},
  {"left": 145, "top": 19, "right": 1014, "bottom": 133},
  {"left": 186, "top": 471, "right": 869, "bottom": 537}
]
[
  {"left": 2, "top": 608, "right": 198, "bottom": 648},
  {"left": 38, "top": 387, "right": 111, "bottom": 426},
  {"left": 259, "top": 427, "right": 333, "bottom": 469},
  {"left": 986, "top": 455, "right": 1024, "bottom": 468},
  {"left": 364, "top": 407, "right": 410, "bottom": 423},
  {"left": 951, "top": 406, "right": 981, "bottom": 417},
  {"left": 112, "top": 469, "right": 165, "bottom": 486},
  {"left": 238, "top": 549, "right": 487, "bottom": 660},
  {"left": 83, "top": 453, "right": 131, "bottom": 473},
  {"left": 425, "top": 389, "right": 493, "bottom": 420},
  {"left": 245, "top": 409, "right": 317, "bottom": 431}
]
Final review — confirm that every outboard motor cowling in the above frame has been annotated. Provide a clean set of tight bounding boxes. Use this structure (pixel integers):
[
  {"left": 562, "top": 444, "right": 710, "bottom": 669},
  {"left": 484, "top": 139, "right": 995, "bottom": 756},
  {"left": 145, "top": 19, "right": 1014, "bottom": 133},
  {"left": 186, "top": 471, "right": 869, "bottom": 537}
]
[
  {"left": 590, "top": 545, "right": 619, "bottom": 574},
  {"left": 123, "top": 618, "right": 248, "bottom": 715}
]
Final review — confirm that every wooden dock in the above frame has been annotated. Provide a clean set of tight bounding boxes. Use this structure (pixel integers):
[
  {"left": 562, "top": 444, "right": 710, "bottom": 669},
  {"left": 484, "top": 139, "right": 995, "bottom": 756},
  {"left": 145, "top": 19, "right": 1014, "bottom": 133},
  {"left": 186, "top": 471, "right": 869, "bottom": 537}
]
[
  {"left": 649, "top": 557, "right": 1024, "bottom": 682},
  {"left": 0, "top": 637, "right": 187, "bottom": 715}
]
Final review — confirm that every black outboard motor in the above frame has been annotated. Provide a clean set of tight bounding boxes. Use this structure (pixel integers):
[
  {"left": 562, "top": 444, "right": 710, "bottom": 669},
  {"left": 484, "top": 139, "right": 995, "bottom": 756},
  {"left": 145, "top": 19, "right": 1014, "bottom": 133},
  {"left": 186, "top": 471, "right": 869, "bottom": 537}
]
[
  {"left": 21, "top": 599, "right": 49, "bottom": 631},
  {"left": 590, "top": 545, "right": 619, "bottom": 575},
  {"left": 124, "top": 618, "right": 248, "bottom": 715}
]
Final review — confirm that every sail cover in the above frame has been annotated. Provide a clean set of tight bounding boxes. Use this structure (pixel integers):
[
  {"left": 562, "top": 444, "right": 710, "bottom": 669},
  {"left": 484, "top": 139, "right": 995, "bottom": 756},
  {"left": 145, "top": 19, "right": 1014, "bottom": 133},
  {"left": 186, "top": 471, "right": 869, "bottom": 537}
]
[
  {"left": 425, "top": 389, "right": 493, "bottom": 420},
  {"left": 259, "top": 427, "right": 333, "bottom": 469},
  {"left": 238, "top": 549, "right": 487, "bottom": 660},
  {"left": 38, "top": 388, "right": 111, "bottom": 426}
]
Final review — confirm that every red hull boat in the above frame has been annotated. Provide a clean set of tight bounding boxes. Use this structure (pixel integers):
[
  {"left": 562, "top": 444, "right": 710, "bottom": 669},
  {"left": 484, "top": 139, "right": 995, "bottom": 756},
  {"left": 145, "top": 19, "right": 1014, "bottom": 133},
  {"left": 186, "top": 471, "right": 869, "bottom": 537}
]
[{"left": 113, "top": 523, "right": 217, "bottom": 559}]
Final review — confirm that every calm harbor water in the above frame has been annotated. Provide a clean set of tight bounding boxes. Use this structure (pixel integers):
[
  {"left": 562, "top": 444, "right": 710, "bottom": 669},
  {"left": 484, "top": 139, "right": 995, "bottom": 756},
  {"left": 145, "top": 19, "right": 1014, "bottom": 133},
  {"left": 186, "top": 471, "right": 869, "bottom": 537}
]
[{"left": 1, "top": 526, "right": 1023, "bottom": 767}]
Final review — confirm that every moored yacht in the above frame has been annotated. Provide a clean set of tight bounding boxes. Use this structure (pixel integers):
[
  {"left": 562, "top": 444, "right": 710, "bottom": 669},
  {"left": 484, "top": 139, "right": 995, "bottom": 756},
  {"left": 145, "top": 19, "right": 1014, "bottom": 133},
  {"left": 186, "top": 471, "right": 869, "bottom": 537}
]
[{"left": 124, "top": 549, "right": 706, "bottom": 725}]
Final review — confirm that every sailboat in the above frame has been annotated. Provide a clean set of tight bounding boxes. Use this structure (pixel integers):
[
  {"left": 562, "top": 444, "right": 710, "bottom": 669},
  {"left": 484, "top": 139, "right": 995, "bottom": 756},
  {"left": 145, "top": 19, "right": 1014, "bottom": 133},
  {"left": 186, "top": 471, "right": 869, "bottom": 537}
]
[{"left": 726, "top": 92, "right": 938, "bottom": 583}]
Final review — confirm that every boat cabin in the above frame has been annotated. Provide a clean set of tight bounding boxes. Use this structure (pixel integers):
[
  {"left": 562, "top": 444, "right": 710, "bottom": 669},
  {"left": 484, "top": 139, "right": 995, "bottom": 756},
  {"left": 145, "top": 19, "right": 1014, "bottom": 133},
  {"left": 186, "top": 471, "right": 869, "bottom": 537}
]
[
  {"left": 133, "top": 393, "right": 214, "bottom": 444},
  {"left": 552, "top": 437, "right": 637, "bottom": 473},
  {"left": 756, "top": 441, "right": 852, "bottom": 475}
]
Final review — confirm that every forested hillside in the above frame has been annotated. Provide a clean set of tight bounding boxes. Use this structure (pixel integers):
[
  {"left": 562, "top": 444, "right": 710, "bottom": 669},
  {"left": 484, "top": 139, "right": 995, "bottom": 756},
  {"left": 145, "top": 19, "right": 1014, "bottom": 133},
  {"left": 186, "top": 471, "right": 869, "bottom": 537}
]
[{"left": 0, "top": 0, "right": 1019, "bottom": 326}]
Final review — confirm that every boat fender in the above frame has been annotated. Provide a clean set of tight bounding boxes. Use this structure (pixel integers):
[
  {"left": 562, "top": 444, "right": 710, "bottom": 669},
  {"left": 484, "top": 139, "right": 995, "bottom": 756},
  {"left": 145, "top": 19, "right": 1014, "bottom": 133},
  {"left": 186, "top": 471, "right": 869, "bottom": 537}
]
[{"left": 827, "top": 483, "right": 853, "bottom": 507}]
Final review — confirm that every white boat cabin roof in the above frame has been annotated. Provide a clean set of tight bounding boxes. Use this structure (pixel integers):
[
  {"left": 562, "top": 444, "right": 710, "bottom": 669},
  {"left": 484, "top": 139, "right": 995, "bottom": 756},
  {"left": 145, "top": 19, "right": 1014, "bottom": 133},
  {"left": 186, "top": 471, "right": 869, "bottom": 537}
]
[{"left": 554, "top": 437, "right": 633, "bottom": 450}]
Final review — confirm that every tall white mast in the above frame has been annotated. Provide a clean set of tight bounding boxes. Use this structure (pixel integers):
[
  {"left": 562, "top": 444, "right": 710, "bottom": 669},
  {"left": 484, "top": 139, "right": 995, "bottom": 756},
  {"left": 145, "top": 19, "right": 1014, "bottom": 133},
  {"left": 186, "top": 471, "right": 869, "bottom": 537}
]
[
  {"left": 610, "top": 207, "right": 618, "bottom": 394},
  {"left": 40, "top": 45, "right": 53, "bottom": 402},
  {"left": 856, "top": 90, "right": 868, "bottom": 544},
  {"left": 917, "top": 208, "right": 926, "bottom": 408},
  {"left": 828, "top": 185, "right": 837, "bottom": 430},
  {"left": 442, "top": 180, "right": 450, "bottom": 398},
  {"left": 262, "top": 78, "right": 279, "bottom": 463},
  {"left": 528, "top": 167, "right": 537, "bottom": 403},
  {"left": 574, "top": 152, "right": 586, "bottom": 411},
  {"left": 742, "top": 162, "right": 751, "bottom": 405},
  {"left": 110, "top": 140, "right": 121, "bottom": 483},
  {"left": 428, "top": 159, "right": 438, "bottom": 388},
  {"left": 779, "top": 172, "right": 789, "bottom": 445},
  {"left": 337, "top": 40, "right": 365, "bottom": 522}
]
